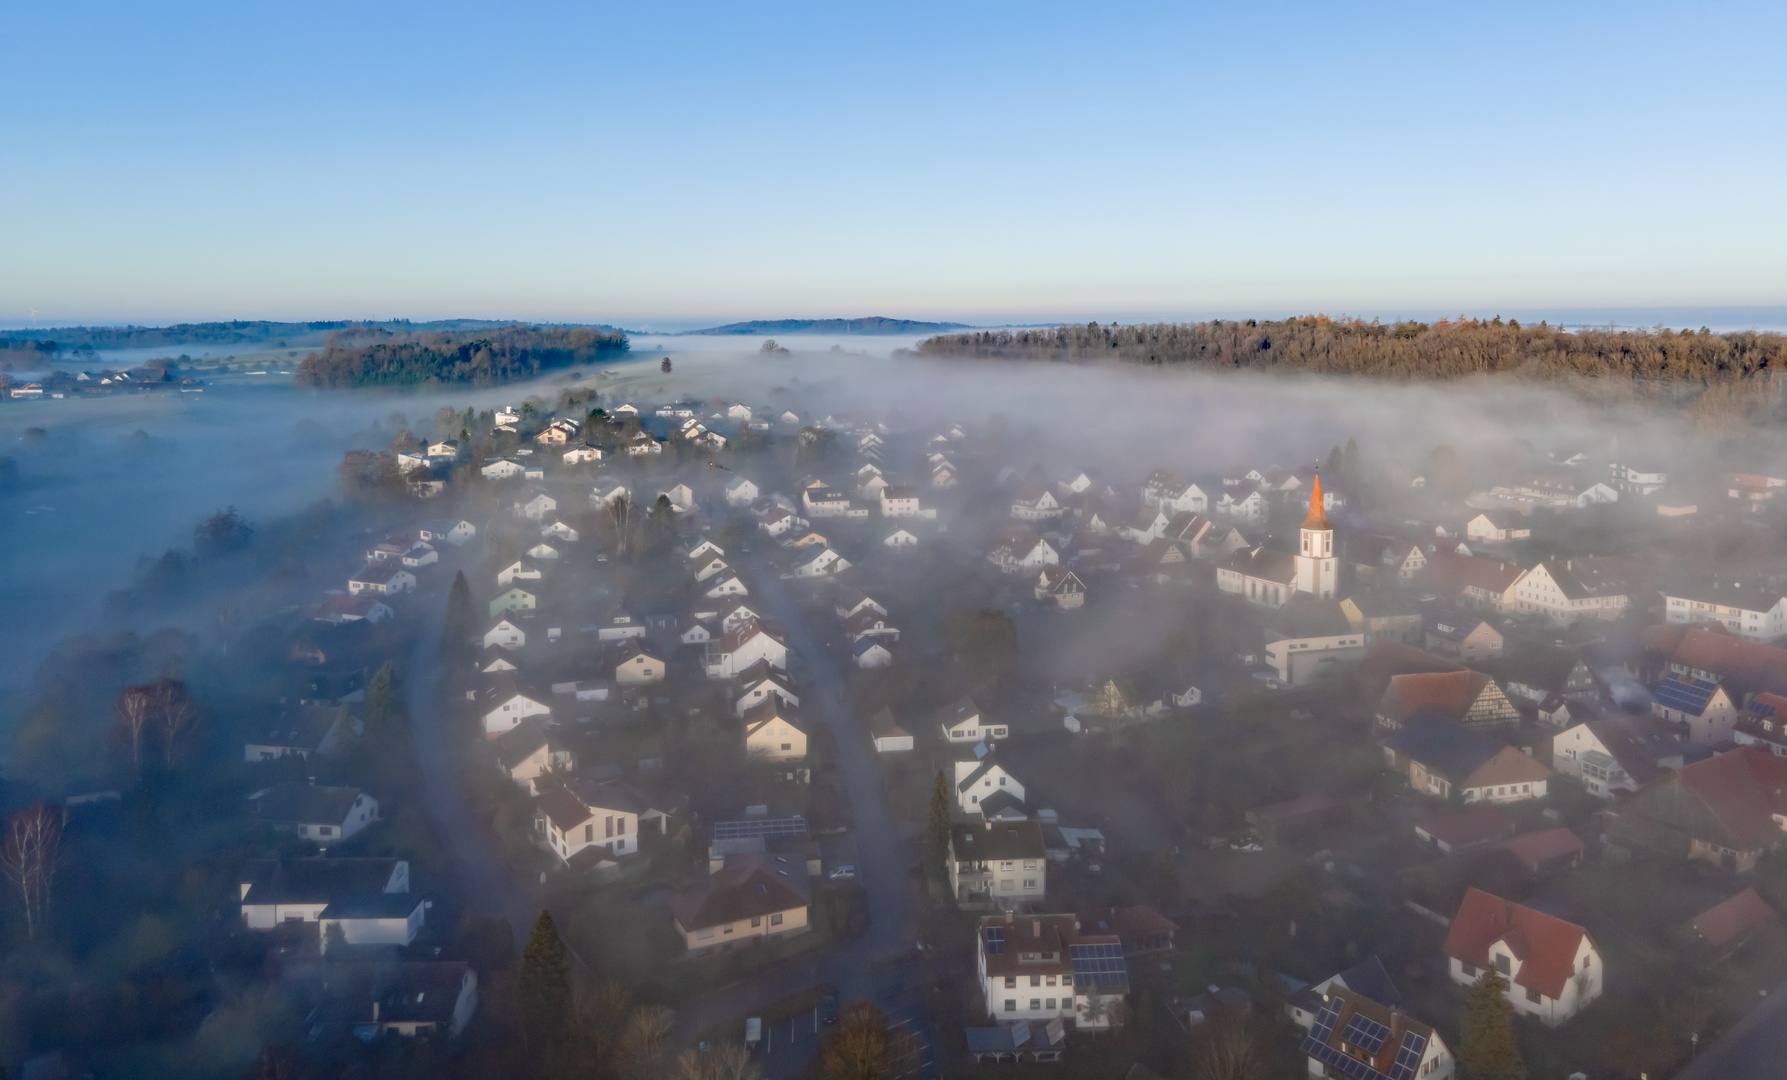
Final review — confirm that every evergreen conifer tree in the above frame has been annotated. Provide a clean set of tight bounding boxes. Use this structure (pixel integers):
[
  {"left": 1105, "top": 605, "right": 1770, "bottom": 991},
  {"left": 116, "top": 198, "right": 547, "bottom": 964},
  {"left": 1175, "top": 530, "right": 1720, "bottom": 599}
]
[
  {"left": 1459, "top": 969, "right": 1526, "bottom": 1080},
  {"left": 444, "top": 570, "right": 474, "bottom": 653},
  {"left": 923, "top": 772, "right": 951, "bottom": 883},
  {"left": 518, "top": 910, "right": 574, "bottom": 1058}
]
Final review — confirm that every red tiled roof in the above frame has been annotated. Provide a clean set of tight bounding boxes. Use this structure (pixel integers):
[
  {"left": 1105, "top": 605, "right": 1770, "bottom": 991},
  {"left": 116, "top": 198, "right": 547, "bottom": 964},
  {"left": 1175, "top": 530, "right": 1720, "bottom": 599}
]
[
  {"left": 1497, "top": 828, "right": 1584, "bottom": 868},
  {"left": 1692, "top": 888, "right": 1774, "bottom": 948},
  {"left": 1666, "top": 747, "right": 1787, "bottom": 851},
  {"left": 1443, "top": 888, "right": 1590, "bottom": 1000},
  {"left": 1415, "top": 804, "right": 1514, "bottom": 849},
  {"left": 1380, "top": 670, "right": 1491, "bottom": 725},
  {"left": 1419, "top": 551, "right": 1526, "bottom": 595},
  {"left": 1664, "top": 627, "right": 1787, "bottom": 685}
]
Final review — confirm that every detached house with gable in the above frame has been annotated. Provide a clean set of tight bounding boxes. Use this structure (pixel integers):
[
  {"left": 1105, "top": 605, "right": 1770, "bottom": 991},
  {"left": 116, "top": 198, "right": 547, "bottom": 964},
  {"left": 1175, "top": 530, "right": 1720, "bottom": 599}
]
[
  {"left": 956, "top": 754, "right": 1027, "bottom": 819},
  {"left": 940, "top": 697, "right": 1006, "bottom": 743},
  {"left": 705, "top": 617, "right": 788, "bottom": 679},
  {"left": 1611, "top": 747, "right": 1787, "bottom": 872},
  {"left": 672, "top": 853, "right": 811, "bottom": 953},
  {"left": 534, "top": 778, "right": 673, "bottom": 868},
  {"left": 1381, "top": 716, "right": 1550, "bottom": 804},
  {"left": 1444, "top": 888, "right": 1602, "bottom": 1026},
  {"left": 988, "top": 526, "right": 1059, "bottom": 574},
  {"left": 1299, "top": 986, "right": 1454, "bottom": 1080},
  {"left": 1513, "top": 557, "right": 1641, "bottom": 624},
  {"left": 1375, "top": 670, "right": 1519, "bottom": 732}
]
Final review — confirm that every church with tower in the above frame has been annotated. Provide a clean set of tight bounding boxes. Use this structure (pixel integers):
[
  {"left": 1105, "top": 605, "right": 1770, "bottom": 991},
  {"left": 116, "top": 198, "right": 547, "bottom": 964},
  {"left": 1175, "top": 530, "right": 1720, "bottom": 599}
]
[{"left": 1216, "top": 473, "right": 1338, "bottom": 608}]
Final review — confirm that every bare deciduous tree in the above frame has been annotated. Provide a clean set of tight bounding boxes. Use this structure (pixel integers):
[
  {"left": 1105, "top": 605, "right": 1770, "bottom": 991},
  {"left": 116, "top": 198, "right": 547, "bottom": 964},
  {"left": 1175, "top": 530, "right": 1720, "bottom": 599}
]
[
  {"left": 1188, "top": 1015, "right": 1269, "bottom": 1080},
  {"left": 0, "top": 802, "right": 63, "bottom": 941},
  {"left": 152, "top": 677, "right": 199, "bottom": 769},
  {"left": 115, "top": 682, "right": 155, "bottom": 778},
  {"left": 605, "top": 493, "right": 633, "bottom": 558}
]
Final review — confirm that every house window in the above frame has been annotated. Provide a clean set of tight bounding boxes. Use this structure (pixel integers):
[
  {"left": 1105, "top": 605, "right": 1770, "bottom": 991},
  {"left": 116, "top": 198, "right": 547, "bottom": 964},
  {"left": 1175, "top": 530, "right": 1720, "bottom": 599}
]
[
  {"left": 781, "top": 743, "right": 791, "bottom": 751},
  {"left": 1023, "top": 879, "right": 1037, "bottom": 889},
  {"left": 1031, "top": 975, "right": 1041, "bottom": 987},
  {"left": 1495, "top": 954, "right": 1510, "bottom": 976},
  {"left": 770, "top": 913, "right": 783, "bottom": 926},
  {"left": 1030, "top": 999, "right": 1041, "bottom": 1011},
  {"left": 1525, "top": 987, "right": 1542, "bottom": 1004},
  {"left": 752, "top": 916, "right": 761, "bottom": 927},
  {"left": 1001, "top": 880, "right": 1014, "bottom": 891},
  {"left": 1046, "top": 976, "right": 1056, "bottom": 987},
  {"left": 1583, "top": 956, "right": 1591, "bottom": 970},
  {"left": 1062, "top": 975, "right": 1072, "bottom": 986},
  {"left": 1005, "top": 1000, "right": 1016, "bottom": 1012},
  {"left": 319, "top": 826, "right": 334, "bottom": 837},
  {"left": 723, "top": 924, "right": 734, "bottom": 934},
  {"left": 697, "top": 928, "right": 715, "bottom": 940},
  {"left": 1046, "top": 998, "right": 1057, "bottom": 1010},
  {"left": 1461, "top": 962, "right": 1476, "bottom": 977},
  {"left": 584, "top": 824, "right": 593, "bottom": 842},
  {"left": 1005, "top": 976, "right": 1016, "bottom": 988}
]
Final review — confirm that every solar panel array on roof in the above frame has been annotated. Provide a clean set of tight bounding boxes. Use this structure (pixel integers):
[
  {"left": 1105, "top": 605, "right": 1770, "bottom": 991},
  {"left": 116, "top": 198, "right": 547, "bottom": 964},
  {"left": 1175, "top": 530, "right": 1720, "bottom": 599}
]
[
  {"left": 1341, "top": 1012, "right": 1390, "bottom": 1055},
  {"left": 1754, "top": 700, "right": 1778, "bottom": 719},
  {"left": 1308, "top": 1000, "right": 1339, "bottom": 1045},
  {"left": 1388, "top": 1030, "right": 1429, "bottom": 1080},
  {"left": 1653, "top": 674, "right": 1719, "bottom": 715},
  {"left": 1297, "top": 999, "right": 1412, "bottom": 1080},
  {"left": 712, "top": 817, "right": 809, "bottom": 841},
  {"left": 1069, "top": 942, "right": 1128, "bottom": 988},
  {"left": 1301, "top": 1037, "right": 1387, "bottom": 1080},
  {"left": 984, "top": 926, "right": 1004, "bottom": 955}
]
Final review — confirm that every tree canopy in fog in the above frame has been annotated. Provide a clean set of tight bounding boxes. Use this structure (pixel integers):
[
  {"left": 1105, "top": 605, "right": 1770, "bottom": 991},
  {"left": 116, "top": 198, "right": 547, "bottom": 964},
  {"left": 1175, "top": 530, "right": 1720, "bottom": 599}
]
[
  {"left": 295, "top": 326, "right": 628, "bottom": 388},
  {"left": 919, "top": 316, "right": 1787, "bottom": 387}
]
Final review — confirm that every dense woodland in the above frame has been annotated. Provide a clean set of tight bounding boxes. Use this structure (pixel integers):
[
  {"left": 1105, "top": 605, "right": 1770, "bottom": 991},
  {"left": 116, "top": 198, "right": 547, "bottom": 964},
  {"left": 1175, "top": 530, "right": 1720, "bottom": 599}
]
[
  {"left": 294, "top": 327, "right": 629, "bottom": 389},
  {"left": 919, "top": 316, "right": 1787, "bottom": 386},
  {"left": 1, "top": 319, "right": 623, "bottom": 352}
]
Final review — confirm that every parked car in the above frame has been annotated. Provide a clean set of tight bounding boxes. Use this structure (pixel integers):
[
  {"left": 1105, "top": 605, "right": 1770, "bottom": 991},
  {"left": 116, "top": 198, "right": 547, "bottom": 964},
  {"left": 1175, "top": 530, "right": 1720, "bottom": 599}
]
[
  {"left": 821, "top": 993, "right": 839, "bottom": 1025},
  {"left": 828, "top": 865, "right": 856, "bottom": 880}
]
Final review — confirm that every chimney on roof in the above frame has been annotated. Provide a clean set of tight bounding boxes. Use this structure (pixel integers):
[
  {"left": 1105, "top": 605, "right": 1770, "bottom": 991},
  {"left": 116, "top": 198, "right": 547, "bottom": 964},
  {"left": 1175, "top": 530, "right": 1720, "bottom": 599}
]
[
  {"left": 1032, "top": 918, "right": 1041, "bottom": 936},
  {"left": 1005, "top": 910, "right": 1014, "bottom": 925}
]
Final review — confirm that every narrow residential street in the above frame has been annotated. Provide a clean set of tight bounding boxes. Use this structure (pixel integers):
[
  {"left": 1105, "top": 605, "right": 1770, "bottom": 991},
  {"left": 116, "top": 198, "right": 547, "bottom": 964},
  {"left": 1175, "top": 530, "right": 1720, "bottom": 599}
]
[
  {"left": 673, "top": 558, "right": 930, "bottom": 1061},
  {"left": 404, "top": 580, "right": 539, "bottom": 936}
]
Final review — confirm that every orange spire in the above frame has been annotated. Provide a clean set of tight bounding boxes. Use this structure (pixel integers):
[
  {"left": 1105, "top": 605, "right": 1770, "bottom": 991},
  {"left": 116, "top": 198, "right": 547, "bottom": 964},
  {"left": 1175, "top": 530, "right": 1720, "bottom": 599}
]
[{"left": 1302, "top": 472, "right": 1331, "bottom": 530}]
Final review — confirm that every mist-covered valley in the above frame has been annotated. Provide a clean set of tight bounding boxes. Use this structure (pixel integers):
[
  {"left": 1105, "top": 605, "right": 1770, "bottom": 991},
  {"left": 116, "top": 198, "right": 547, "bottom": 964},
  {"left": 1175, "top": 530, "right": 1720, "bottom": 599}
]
[{"left": 6, "top": 330, "right": 1787, "bottom": 1080}]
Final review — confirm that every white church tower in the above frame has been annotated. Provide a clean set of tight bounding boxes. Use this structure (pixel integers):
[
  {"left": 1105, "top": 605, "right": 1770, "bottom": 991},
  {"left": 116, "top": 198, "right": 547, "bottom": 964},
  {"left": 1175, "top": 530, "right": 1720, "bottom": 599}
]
[{"left": 1295, "top": 472, "right": 1338, "bottom": 599}]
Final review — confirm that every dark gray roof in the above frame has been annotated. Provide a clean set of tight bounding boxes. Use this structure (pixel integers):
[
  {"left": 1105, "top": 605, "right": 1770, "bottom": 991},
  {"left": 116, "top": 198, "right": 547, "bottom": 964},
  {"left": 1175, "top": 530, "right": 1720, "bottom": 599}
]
[
  {"left": 493, "top": 719, "right": 550, "bottom": 769},
  {"left": 249, "top": 704, "right": 345, "bottom": 751},
  {"left": 1331, "top": 955, "right": 1400, "bottom": 1006},
  {"left": 320, "top": 894, "right": 425, "bottom": 920},
  {"left": 250, "top": 783, "right": 369, "bottom": 826},
  {"left": 239, "top": 858, "right": 404, "bottom": 905},
  {"left": 1380, "top": 715, "right": 1504, "bottom": 782},
  {"left": 952, "top": 820, "right": 1045, "bottom": 861}
]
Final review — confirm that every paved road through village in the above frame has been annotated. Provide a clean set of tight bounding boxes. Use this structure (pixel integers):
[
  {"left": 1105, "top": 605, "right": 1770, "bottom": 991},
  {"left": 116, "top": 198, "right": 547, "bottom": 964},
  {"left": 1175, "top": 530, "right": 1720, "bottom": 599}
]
[
  {"left": 405, "top": 550, "right": 930, "bottom": 1071},
  {"left": 671, "top": 557, "right": 929, "bottom": 1068}
]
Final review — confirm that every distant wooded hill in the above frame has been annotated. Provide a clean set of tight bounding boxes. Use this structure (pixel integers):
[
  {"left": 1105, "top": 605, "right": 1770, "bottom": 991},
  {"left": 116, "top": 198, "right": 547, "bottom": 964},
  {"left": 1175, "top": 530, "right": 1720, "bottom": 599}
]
[
  {"left": 5, "top": 319, "right": 630, "bottom": 351},
  {"left": 686, "top": 317, "right": 973, "bottom": 335},
  {"left": 294, "top": 326, "right": 628, "bottom": 388},
  {"left": 919, "top": 316, "right": 1787, "bottom": 384}
]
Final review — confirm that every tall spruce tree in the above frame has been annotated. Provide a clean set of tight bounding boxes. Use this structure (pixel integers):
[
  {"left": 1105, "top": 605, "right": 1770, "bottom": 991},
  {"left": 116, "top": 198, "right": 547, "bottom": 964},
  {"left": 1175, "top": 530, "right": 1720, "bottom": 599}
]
[
  {"left": 518, "top": 910, "right": 574, "bottom": 1058},
  {"left": 923, "top": 771, "right": 951, "bottom": 882},
  {"left": 444, "top": 570, "right": 474, "bottom": 654},
  {"left": 1459, "top": 969, "right": 1526, "bottom": 1080}
]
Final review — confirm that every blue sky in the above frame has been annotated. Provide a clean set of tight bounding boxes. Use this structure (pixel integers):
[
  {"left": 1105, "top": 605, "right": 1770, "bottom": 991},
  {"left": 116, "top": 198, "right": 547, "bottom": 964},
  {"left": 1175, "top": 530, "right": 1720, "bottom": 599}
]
[{"left": 2, "top": 0, "right": 1783, "bottom": 327}]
